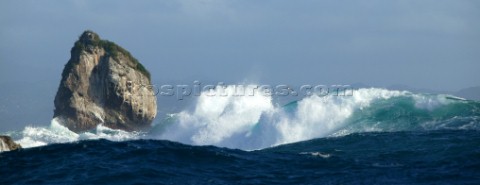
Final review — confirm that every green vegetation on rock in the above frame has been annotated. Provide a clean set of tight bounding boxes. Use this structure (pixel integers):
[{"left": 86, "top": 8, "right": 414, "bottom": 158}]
[{"left": 61, "top": 31, "right": 151, "bottom": 81}]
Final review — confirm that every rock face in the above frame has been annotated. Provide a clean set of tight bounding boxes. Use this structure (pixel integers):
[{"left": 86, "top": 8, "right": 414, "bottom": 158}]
[
  {"left": 0, "top": 135, "right": 21, "bottom": 152},
  {"left": 54, "top": 30, "right": 157, "bottom": 132}
]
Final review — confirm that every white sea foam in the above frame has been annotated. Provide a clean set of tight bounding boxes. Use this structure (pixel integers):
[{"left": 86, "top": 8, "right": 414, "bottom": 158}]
[
  {"left": 16, "top": 118, "right": 79, "bottom": 148},
  {"left": 412, "top": 93, "right": 451, "bottom": 110},
  {"left": 151, "top": 88, "right": 422, "bottom": 150},
  {"left": 299, "top": 152, "right": 332, "bottom": 158},
  {"left": 4, "top": 87, "right": 474, "bottom": 151},
  {"left": 266, "top": 88, "right": 407, "bottom": 147},
  {"left": 155, "top": 85, "right": 274, "bottom": 148},
  {"left": 14, "top": 118, "right": 141, "bottom": 148}
]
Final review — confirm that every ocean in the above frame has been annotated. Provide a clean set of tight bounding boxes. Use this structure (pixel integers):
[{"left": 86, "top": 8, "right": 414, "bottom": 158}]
[{"left": 1, "top": 88, "right": 479, "bottom": 184}]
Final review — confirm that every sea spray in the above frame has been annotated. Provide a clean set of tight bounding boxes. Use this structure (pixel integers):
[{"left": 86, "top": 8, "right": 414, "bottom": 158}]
[
  {"left": 155, "top": 85, "right": 274, "bottom": 148},
  {"left": 3, "top": 88, "right": 479, "bottom": 150},
  {"left": 13, "top": 118, "right": 142, "bottom": 148},
  {"left": 16, "top": 118, "right": 79, "bottom": 148},
  {"left": 152, "top": 87, "right": 480, "bottom": 150}
]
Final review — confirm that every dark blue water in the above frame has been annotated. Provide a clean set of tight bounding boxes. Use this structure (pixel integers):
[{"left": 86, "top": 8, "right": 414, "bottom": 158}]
[
  {"left": 1, "top": 130, "right": 479, "bottom": 185},
  {"left": 2, "top": 90, "right": 480, "bottom": 184}
]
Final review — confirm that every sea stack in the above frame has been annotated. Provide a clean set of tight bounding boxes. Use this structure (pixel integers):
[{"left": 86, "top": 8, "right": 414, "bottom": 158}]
[{"left": 53, "top": 30, "right": 157, "bottom": 132}]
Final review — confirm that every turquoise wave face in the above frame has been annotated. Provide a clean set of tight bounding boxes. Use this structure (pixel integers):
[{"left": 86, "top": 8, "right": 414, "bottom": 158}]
[
  {"left": 336, "top": 96, "right": 480, "bottom": 134},
  {"left": 281, "top": 94, "right": 480, "bottom": 134},
  {"left": 6, "top": 88, "right": 479, "bottom": 151},
  {"left": 152, "top": 88, "right": 480, "bottom": 150},
  {"left": 153, "top": 88, "right": 480, "bottom": 150}
]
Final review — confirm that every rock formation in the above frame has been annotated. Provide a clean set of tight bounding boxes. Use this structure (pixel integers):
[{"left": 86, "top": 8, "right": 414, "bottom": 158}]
[
  {"left": 54, "top": 30, "right": 157, "bottom": 132},
  {"left": 0, "top": 135, "right": 21, "bottom": 152}
]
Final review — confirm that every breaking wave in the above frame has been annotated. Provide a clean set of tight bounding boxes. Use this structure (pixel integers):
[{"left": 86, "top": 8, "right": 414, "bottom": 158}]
[
  {"left": 151, "top": 87, "right": 480, "bottom": 150},
  {"left": 2, "top": 87, "right": 479, "bottom": 151},
  {"left": 10, "top": 118, "right": 142, "bottom": 148}
]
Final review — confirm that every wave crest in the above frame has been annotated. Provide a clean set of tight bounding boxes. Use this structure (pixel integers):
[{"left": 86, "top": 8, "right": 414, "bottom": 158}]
[
  {"left": 14, "top": 118, "right": 141, "bottom": 148},
  {"left": 5, "top": 88, "right": 479, "bottom": 151},
  {"left": 151, "top": 88, "right": 480, "bottom": 150}
]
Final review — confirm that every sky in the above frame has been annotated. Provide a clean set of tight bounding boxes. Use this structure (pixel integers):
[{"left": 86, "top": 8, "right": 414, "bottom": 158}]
[{"left": 0, "top": 0, "right": 479, "bottom": 131}]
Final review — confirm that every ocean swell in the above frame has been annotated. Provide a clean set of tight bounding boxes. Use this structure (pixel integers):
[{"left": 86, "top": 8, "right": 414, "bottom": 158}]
[
  {"left": 13, "top": 118, "right": 142, "bottom": 148},
  {"left": 3, "top": 87, "right": 479, "bottom": 151},
  {"left": 152, "top": 87, "right": 480, "bottom": 150}
]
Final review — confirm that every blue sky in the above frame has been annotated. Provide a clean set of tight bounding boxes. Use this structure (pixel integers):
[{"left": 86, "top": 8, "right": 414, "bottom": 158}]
[
  {"left": 1, "top": 0, "right": 480, "bottom": 132},
  {"left": 1, "top": 0, "right": 479, "bottom": 91}
]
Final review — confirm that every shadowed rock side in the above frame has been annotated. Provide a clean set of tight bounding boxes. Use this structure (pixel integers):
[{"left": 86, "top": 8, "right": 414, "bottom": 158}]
[
  {"left": 54, "top": 31, "right": 157, "bottom": 132},
  {"left": 0, "top": 135, "right": 21, "bottom": 152}
]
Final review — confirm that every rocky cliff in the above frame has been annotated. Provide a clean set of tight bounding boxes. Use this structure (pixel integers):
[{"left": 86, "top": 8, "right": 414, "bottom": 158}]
[
  {"left": 0, "top": 135, "right": 21, "bottom": 152},
  {"left": 54, "top": 30, "right": 157, "bottom": 132}
]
